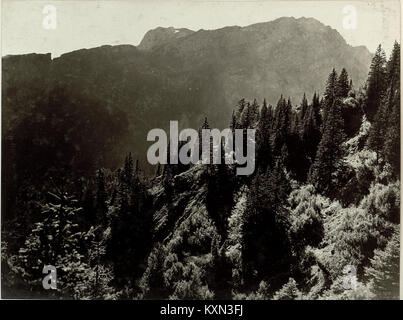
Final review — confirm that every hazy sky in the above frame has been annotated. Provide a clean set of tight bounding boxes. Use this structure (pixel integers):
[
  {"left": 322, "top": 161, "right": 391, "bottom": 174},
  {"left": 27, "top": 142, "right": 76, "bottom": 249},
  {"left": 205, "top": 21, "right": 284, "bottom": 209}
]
[{"left": 2, "top": 0, "right": 401, "bottom": 58}]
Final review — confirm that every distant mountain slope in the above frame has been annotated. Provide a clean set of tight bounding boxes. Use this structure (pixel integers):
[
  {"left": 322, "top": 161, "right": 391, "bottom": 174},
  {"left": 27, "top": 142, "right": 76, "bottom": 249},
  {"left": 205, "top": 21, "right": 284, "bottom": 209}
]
[
  {"left": 141, "top": 17, "right": 372, "bottom": 113},
  {"left": 2, "top": 17, "right": 372, "bottom": 177}
]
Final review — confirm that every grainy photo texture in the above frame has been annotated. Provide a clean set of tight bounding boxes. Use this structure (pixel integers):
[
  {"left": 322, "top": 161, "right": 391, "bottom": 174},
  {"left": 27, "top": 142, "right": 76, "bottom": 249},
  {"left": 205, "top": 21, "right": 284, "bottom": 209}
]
[{"left": 1, "top": 0, "right": 401, "bottom": 300}]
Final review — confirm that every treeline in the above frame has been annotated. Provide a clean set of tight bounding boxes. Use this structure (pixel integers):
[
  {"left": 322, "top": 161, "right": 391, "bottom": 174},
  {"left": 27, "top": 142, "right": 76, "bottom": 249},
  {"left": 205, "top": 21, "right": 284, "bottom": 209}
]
[{"left": 1, "top": 42, "right": 400, "bottom": 300}]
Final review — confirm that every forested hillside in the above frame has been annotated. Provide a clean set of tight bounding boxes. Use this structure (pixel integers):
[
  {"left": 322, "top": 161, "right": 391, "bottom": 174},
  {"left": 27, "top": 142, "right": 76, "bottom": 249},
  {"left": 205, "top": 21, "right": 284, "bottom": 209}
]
[
  {"left": 1, "top": 42, "right": 399, "bottom": 300},
  {"left": 2, "top": 18, "right": 372, "bottom": 222}
]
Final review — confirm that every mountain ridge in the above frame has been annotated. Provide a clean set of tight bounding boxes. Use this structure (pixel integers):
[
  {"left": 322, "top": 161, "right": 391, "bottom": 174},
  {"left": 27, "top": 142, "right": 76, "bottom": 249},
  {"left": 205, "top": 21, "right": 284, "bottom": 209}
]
[
  {"left": 2, "top": 17, "right": 373, "bottom": 178},
  {"left": 2, "top": 17, "right": 372, "bottom": 59}
]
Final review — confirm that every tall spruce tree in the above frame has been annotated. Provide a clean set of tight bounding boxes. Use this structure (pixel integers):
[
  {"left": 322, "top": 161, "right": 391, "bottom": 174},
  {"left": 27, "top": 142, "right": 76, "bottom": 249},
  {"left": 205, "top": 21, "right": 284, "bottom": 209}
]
[
  {"left": 95, "top": 169, "right": 108, "bottom": 227},
  {"left": 322, "top": 69, "right": 338, "bottom": 117},
  {"left": 365, "top": 45, "right": 387, "bottom": 121},
  {"left": 17, "top": 191, "right": 88, "bottom": 296},
  {"left": 272, "top": 96, "right": 292, "bottom": 159},
  {"left": 299, "top": 93, "right": 309, "bottom": 121},
  {"left": 383, "top": 42, "right": 400, "bottom": 176},
  {"left": 108, "top": 155, "right": 152, "bottom": 292},
  {"left": 243, "top": 163, "right": 292, "bottom": 290},
  {"left": 337, "top": 68, "right": 350, "bottom": 98},
  {"left": 368, "top": 42, "right": 400, "bottom": 170},
  {"left": 255, "top": 99, "right": 273, "bottom": 170},
  {"left": 309, "top": 70, "right": 346, "bottom": 197},
  {"left": 365, "top": 229, "right": 399, "bottom": 299},
  {"left": 287, "top": 96, "right": 310, "bottom": 181},
  {"left": 297, "top": 93, "right": 322, "bottom": 180},
  {"left": 301, "top": 93, "right": 322, "bottom": 163}
]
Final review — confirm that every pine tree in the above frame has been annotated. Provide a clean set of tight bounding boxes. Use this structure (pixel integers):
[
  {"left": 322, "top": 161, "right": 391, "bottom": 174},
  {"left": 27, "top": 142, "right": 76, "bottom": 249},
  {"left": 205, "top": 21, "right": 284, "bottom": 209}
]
[
  {"left": 365, "top": 45, "right": 387, "bottom": 121},
  {"left": 287, "top": 95, "right": 313, "bottom": 181},
  {"left": 301, "top": 93, "right": 322, "bottom": 163},
  {"left": 273, "top": 278, "right": 301, "bottom": 300},
  {"left": 337, "top": 68, "right": 350, "bottom": 98},
  {"left": 235, "top": 98, "right": 247, "bottom": 122},
  {"left": 337, "top": 68, "right": 362, "bottom": 138},
  {"left": 230, "top": 110, "right": 237, "bottom": 132},
  {"left": 17, "top": 191, "right": 88, "bottom": 297},
  {"left": 311, "top": 92, "right": 322, "bottom": 129},
  {"left": 255, "top": 99, "right": 273, "bottom": 170},
  {"left": 365, "top": 229, "right": 399, "bottom": 299},
  {"left": 122, "top": 153, "right": 134, "bottom": 186},
  {"left": 82, "top": 186, "right": 96, "bottom": 225},
  {"left": 95, "top": 169, "right": 108, "bottom": 226},
  {"left": 202, "top": 116, "right": 210, "bottom": 130},
  {"left": 367, "top": 105, "right": 387, "bottom": 162},
  {"left": 309, "top": 70, "right": 346, "bottom": 197},
  {"left": 239, "top": 102, "right": 251, "bottom": 129},
  {"left": 299, "top": 93, "right": 309, "bottom": 121},
  {"left": 108, "top": 165, "right": 152, "bottom": 290},
  {"left": 383, "top": 42, "right": 400, "bottom": 176},
  {"left": 247, "top": 98, "right": 260, "bottom": 128},
  {"left": 368, "top": 42, "right": 400, "bottom": 170},
  {"left": 272, "top": 96, "right": 292, "bottom": 158},
  {"left": 243, "top": 163, "right": 292, "bottom": 287},
  {"left": 383, "top": 101, "right": 400, "bottom": 176},
  {"left": 322, "top": 68, "right": 338, "bottom": 118},
  {"left": 199, "top": 117, "right": 213, "bottom": 164}
]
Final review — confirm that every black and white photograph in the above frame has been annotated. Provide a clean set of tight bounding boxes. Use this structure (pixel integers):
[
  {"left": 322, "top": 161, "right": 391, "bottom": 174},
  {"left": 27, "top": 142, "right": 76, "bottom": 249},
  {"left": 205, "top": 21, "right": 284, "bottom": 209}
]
[{"left": 0, "top": 0, "right": 401, "bottom": 302}]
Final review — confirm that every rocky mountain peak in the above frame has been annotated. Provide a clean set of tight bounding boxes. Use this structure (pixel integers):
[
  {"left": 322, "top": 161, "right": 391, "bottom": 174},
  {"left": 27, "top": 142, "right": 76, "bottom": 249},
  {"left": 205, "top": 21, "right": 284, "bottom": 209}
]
[{"left": 138, "top": 26, "right": 195, "bottom": 50}]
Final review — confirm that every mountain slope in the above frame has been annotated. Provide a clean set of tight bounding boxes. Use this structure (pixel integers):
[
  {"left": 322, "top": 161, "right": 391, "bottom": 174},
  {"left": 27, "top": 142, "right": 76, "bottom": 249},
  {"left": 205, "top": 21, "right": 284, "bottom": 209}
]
[{"left": 2, "top": 17, "right": 372, "bottom": 180}]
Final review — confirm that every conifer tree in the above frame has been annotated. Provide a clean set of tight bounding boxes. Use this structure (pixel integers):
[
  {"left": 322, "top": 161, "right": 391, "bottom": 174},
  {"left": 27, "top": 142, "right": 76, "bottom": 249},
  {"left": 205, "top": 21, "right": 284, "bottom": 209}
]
[
  {"left": 17, "top": 191, "right": 88, "bottom": 296},
  {"left": 239, "top": 102, "right": 252, "bottom": 129},
  {"left": 247, "top": 98, "right": 260, "bottom": 128},
  {"left": 230, "top": 110, "right": 237, "bottom": 132},
  {"left": 309, "top": 70, "right": 346, "bottom": 197},
  {"left": 255, "top": 99, "right": 273, "bottom": 170},
  {"left": 299, "top": 93, "right": 309, "bottom": 121},
  {"left": 285, "top": 99, "right": 307, "bottom": 180},
  {"left": 367, "top": 106, "right": 387, "bottom": 162},
  {"left": 243, "top": 163, "right": 292, "bottom": 288},
  {"left": 273, "top": 278, "right": 301, "bottom": 300},
  {"left": 199, "top": 117, "right": 213, "bottom": 165},
  {"left": 81, "top": 228, "right": 115, "bottom": 299},
  {"left": 122, "top": 153, "right": 134, "bottom": 187},
  {"left": 365, "top": 45, "right": 387, "bottom": 121},
  {"left": 108, "top": 161, "right": 152, "bottom": 291},
  {"left": 368, "top": 42, "right": 400, "bottom": 169},
  {"left": 235, "top": 98, "right": 247, "bottom": 122},
  {"left": 383, "top": 42, "right": 400, "bottom": 176},
  {"left": 301, "top": 93, "right": 322, "bottom": 163},
  {"left": 365, "top": 230, "right": 399, "bottom": 299},
  {"left": 322, "top": 68, "right": 338, "bottom": 117},
  {"left": 82, "top": 186, "right": 96, "bottom": 225},
  {"left": 95, "top": 169, "right": 108, "bottom": 226},
  {"left": 272, "top": 96, "right": 291, "bottom": 158},
  {"left": 337, "top": 68, "right": 350, "bottom": 98},
  {"left": 312, "top": 92, "right": 321, "bottom": 123}
]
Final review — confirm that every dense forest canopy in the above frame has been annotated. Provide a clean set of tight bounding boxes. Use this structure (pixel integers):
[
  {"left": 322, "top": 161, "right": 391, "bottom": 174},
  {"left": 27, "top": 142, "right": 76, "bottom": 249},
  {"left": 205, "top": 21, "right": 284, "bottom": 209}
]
[{"left": 1, "top": 42, "right": 400, "bottom": 300}]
